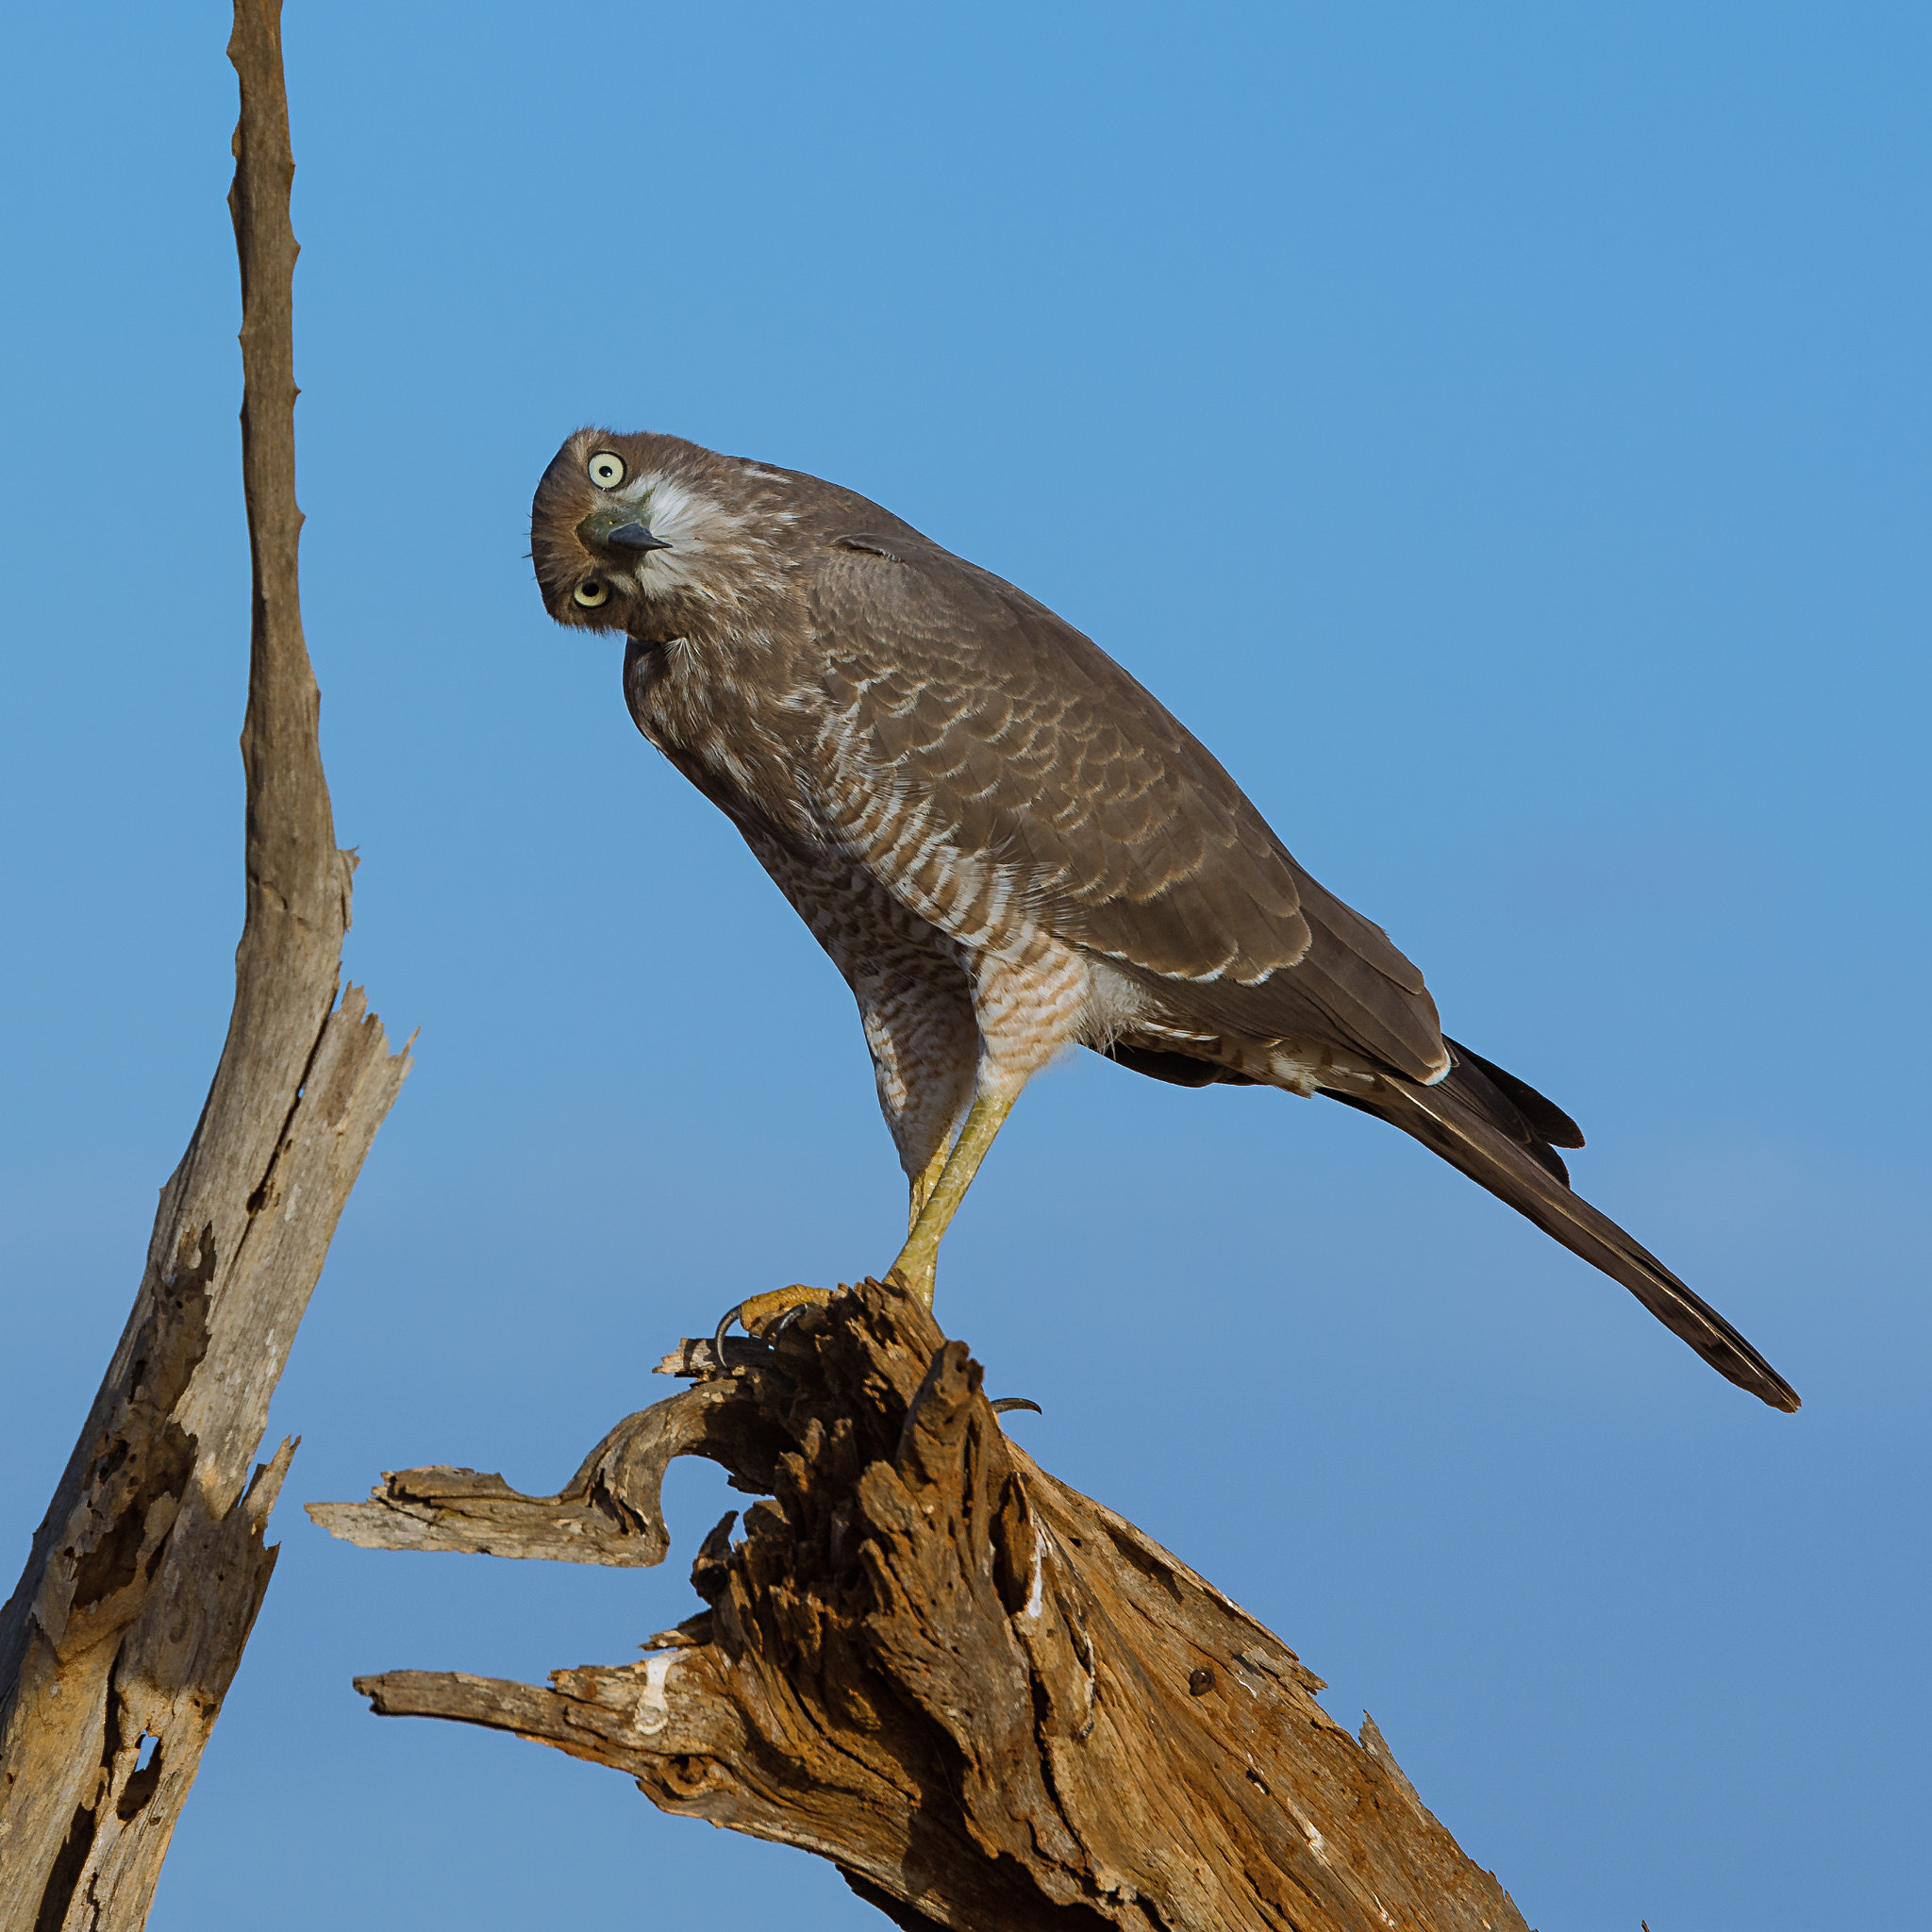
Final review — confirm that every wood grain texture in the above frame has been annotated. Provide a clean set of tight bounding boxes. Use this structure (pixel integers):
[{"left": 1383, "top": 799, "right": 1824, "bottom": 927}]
[
  {"left": 0, "top": 8, "right": 408, "bottom": 1925},
  {"left": 324, "top": 1280, "right": 1532, "bottom": 1932}
]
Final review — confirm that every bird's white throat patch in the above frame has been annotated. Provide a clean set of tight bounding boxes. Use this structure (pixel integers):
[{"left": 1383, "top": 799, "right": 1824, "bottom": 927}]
[{"left": 605, "top": 472, "right": 761, "bottom": 606}]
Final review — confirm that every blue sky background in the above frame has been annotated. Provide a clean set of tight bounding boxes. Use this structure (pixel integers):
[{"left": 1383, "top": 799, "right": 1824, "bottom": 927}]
[{"left": 3, "top": 4, "right": 1927, "bottom": 1925}]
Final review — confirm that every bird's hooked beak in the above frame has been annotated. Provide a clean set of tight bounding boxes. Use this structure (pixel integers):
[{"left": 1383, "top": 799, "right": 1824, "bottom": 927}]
[{"left": 577, "top": 508, "right": 674, "bottom": 559}]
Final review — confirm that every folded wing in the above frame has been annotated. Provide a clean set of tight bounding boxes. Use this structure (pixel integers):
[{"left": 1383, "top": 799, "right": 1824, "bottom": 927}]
[{"left": 807, "top": 534, "right": 1448, "bottom": 1082}]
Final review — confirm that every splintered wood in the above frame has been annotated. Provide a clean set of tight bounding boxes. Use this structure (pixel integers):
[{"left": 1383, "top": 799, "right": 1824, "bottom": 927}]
[{"left": 315, "top": 1280, "right": 1532, "bottom": 1932}]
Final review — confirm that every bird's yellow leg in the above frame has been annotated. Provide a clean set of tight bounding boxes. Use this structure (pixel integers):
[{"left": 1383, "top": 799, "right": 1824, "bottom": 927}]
[
  {"left": 722, "top": 1123, "right": 969, "bottom": 1344},
  {"left": 908, "top": 1142, "right": 951, "bottom": 1232},
  {"left": 887, "top": 1089, "right": 1018, "bottom": 1308}
]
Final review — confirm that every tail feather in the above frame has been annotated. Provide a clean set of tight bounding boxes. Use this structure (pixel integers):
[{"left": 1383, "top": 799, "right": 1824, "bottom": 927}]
[
  {"left": 1324, "top": 1072, "right": 1800, "bottom": 1412},
  {"left": 1441, "top": 1037, "right": 1584, "bottom": 1150},
  {"left": 1433, "top": 1041, "right": 1576, "bottom": 1186}
]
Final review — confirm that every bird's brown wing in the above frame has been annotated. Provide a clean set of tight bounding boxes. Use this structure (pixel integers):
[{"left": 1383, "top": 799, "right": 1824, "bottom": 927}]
[{"left": 805, "top": 534, "right": 1448, "bottom": 1081}]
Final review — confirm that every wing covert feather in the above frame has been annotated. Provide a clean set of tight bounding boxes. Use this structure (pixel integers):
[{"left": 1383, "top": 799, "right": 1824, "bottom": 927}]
[{"left": 807, "top": 536, "right": 1446, "bottom": 1078}]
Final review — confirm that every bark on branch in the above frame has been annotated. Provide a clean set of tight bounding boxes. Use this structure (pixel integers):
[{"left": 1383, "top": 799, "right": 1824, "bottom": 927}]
[
  {"left": 315, "top": 1281, "right": 1532, "bottom": 1932},
  {"left": 0, "top": 6, "right": 408, "bottom": 1925}
]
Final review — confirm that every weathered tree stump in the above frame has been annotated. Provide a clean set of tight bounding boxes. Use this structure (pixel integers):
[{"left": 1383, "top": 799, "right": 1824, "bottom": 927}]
[
  {"left": 0, "top": 8, "right": 408, "bottom": 1925},
  {"left": 313, "top": 1279, "right": 1532, "bottom": 1932}
]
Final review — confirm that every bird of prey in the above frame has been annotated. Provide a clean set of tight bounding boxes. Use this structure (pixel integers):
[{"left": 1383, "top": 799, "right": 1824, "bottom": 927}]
[{"left": 531, "top": 428, "right": 1798, "bottom": 1412}]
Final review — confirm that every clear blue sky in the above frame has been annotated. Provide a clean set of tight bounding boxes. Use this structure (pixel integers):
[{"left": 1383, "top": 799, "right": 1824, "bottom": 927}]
[{"left": 3, "top": 4, "right": 1926, "bottom": 1925}]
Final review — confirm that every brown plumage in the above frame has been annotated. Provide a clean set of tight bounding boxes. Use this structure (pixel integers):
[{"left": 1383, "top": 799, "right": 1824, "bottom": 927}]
[{"left": 531, "top": 427, "right": 1799, "bottom": 1412}]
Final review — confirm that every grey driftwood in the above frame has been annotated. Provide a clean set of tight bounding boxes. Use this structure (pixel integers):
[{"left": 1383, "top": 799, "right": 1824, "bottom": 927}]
[
  {"left": 315, "top": 1278, "right": 1533, "bottom": 1932},
  {"left": 0, "top": 6, "right": 408, "bottom": 1926}
]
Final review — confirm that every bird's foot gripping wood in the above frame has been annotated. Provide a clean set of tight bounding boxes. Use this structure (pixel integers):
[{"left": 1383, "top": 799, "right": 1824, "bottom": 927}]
[
  {"left": 736, "top": 1283, "right": 838, "bottom": 1335},
  {"left": 702, "top": 1281, "right": 842, "bottom": 1372},
  {"left": 310, "top": 1277, "right": 1535, "bottom": 1932}
]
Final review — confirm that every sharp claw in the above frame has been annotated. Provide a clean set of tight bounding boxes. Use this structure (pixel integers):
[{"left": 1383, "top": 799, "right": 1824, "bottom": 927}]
[
  {"left": 767, "top": 1303, "right": 812, "bottom": 1343},
  {"left": 710, "top": 1285, "right": 837, "bottom": 1372},
  {"left": 990, "top": 1396, "right": 1042, "bottom": 1417}
]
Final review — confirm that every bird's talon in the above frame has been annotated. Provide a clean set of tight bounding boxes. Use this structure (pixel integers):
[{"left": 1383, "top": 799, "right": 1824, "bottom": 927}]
[
  {"left": 738, "top": 1282, "right": 836, "bottom": 1338},
  {"left": 708, "top": 1285, "right": 841, "bottom": 1370},
  {"left": 991, "top": 1396, "right": 1043, "bottom": 1417},
  {"left": 712, "top": 1301, "right": 749, "bottom": 1366},
  {"left": 765, "top": 1302, "right": 817, "bottom": 1345}
]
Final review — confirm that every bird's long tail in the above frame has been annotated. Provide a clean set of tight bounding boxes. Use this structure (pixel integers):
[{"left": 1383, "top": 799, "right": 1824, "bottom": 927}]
[{"left": 1322, "top": 1051, "right": 1800, "bottom": 1412}]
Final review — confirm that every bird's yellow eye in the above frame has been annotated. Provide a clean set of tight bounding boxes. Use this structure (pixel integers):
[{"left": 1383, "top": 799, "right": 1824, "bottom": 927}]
[
  {"left": 587, "top": 451, "right": 626, "bottom": 489},
  {"left": 574, "top": 579, "right": 609, "bottom": 608}
]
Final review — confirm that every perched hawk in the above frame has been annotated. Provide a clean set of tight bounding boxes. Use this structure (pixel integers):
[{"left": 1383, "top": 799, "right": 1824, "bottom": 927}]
[{"left": 532, "top": 428, "right": 1798, "bottom": 1412}]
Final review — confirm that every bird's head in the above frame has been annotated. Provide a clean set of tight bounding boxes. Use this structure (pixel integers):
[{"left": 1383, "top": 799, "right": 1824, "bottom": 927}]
[{"left": 530, "top": 427, "right": 791, "bottom": 637}]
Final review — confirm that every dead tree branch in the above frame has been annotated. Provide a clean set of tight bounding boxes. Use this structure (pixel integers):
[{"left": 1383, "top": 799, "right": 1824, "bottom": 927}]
[
  {"left": 315, "top": 1281, "right": 1531, "bottom": 1932},
  {"left": 0, "top": 6, "right": 408, "bottom": 1925}
]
